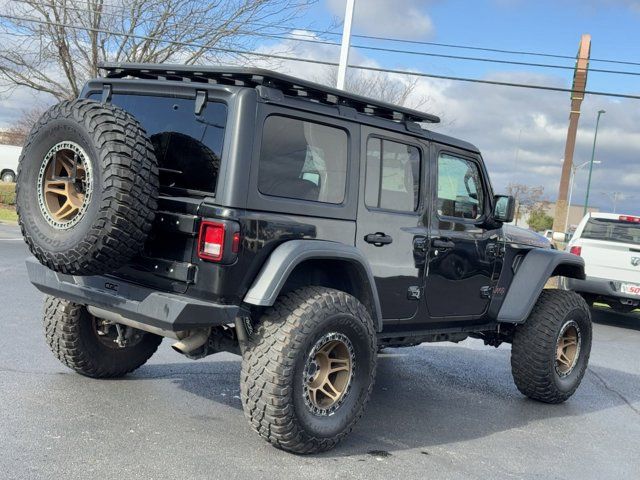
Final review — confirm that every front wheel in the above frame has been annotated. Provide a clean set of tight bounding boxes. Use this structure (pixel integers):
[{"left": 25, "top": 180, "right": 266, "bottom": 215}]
[
  {"left": 240, "top": 287, "right": 377, "bottom": 454},
  {"left": 511, "top": 289, "right": 592, "bottom": 403},
  {"left": 1, "top": 170, "right": 15, "bottom": 183}
]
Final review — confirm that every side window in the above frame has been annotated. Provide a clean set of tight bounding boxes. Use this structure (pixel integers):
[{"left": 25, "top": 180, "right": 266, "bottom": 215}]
[
  {"left": 365, "top": 137, "right": 421, "bottom": 212},
  {"left": 258, "top": 116, "right": 348, "bottom": 204},
  {"left": 437, "top": 153, "right": 484, "bottom": 220}
]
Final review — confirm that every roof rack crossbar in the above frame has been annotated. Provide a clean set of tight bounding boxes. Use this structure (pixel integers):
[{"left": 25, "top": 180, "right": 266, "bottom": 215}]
[{"left": 99, "top": 62, "right": 440, "bottom": 124}]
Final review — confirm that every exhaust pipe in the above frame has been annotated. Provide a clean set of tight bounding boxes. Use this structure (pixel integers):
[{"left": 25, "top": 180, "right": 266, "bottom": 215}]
[
  {"left": 171, "top": 330, "right": 209, "bottom": 355},
  {"left": 87, "top": 306, "right": 184, "bottom": 340}
]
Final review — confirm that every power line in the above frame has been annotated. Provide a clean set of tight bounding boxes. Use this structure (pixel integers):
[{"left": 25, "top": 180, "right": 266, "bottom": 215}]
[
  {"left": 2, "top": 12, "right": 640, "bottom": 101},
  {"left": 9, "top": 6, "right": 640, "bottom": 78},
  {"left": 7, "top": 0, "right": 324, "bottom": 40},
  {"left": 8, "top": 0, "right": 640, "bottom": 68}
]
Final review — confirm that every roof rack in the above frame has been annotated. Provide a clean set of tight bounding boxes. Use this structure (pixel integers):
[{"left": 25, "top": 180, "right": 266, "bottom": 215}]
[{"left": 99, "top": 62, "right": 440, "bottom": 124}]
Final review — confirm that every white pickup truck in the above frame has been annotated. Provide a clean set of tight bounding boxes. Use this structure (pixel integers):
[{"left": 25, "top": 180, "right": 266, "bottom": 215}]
[
  {"left": 0, "top": 144, "right": 21, "bottom": 183},
  {"left": 565, "top": 212, "right": 640, "bottom": 313}
]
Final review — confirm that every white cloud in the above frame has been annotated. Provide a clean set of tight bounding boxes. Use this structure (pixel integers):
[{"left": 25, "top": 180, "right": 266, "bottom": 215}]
[
  {"left": 421, "top": 72, "right": 640, "bottom": 215},
  {"left": 0, "top": 87, "right": 54, "bottom": 129},
  {"left": 326, "top": 0, "right": 436, "bottom": 39},
  {"left": 237, "top": 33, "right": 640, "bottom": 215},
  {"left": 3, "top": 27, "right": 638, "bottom": 216}
]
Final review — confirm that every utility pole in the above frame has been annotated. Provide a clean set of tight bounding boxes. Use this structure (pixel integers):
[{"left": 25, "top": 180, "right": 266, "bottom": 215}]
[
  {"left": 553, "top": 34, "right": 591, "bottom": 234},
  {"left": 583, "top": 109, "right": 605, "bottom": 215},
  {"left": 336, "top": 0, "right": 356, "bottom": 90}
]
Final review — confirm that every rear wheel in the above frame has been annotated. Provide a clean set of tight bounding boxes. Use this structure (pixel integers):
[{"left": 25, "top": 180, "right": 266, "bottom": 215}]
[
  {"left": 240, "top": 287, "right": 377, "bottom": 454},
  {"left": 511, "top": 290, "right": 592, "bottom": 403},
  {"left": 43, "top": 295, "right": 162, "bottom": 378}
]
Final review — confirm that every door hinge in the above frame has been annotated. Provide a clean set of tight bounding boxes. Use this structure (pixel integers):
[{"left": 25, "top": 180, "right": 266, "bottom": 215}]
[
  {"left": 195, "top": 90, "right": 208, "bottom": 115},
  {"left": 480, "top": 286, "right": 493, "bottom": 299},
  {"left": 407, "top": 286, "right": 422, "bottom": 300}
]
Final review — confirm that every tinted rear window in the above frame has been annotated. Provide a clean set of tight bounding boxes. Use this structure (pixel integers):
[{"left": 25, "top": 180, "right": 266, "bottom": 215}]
[
  {"left": 582, "top": 218, "right": 640, "bottom": 245},
  {"left": 258, "top": 115, "right": 348, "bottom": 204},
  {"left": 93, "top": 94, "right": 227, "bottom": 194}
]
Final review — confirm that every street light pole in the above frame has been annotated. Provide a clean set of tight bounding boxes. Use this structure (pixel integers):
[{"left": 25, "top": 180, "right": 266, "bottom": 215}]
[
  {"left": 336, "top": 0, "right": 356, "bottom": 90},
  {"left": 583, "top": 109, "right": 605, "bottom": 216},
  {"left": 565, "top": 160, "right": 600, "bottom": 230},
  {"left": 565, "top": 166, "right": 575, "bottom": 231}
]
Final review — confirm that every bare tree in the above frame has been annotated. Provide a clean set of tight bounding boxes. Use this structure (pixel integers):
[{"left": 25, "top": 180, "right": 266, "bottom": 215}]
[
  {"left": 506, "top": 183, "right": 546, "bottom": 226},
  {"left": 318, "top": 67, "right": 429, "bottom": 110},
  {"left": 0, "top": 0, "right": 315, "bottom": 100},
  {"left": 1, "top": 105, "right": 50, "bottom": 145}
]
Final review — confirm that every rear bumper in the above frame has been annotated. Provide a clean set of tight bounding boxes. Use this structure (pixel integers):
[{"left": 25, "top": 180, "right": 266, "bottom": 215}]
[
  {"left": 565, "top": 275, "right": 640, "bottom": 302},
  {"left": 26, "top": 258, "right": 239, "bottom": 332}
]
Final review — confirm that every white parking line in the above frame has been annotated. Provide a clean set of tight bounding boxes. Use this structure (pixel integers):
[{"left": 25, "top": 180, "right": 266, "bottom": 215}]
[{"left": 0, "top": 238, "right": 23, "bottom": 241}]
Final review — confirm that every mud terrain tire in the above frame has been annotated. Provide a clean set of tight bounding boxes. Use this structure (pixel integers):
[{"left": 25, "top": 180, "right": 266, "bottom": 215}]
[
  {"left": 241, "top": 287, "right": 377, "bottom": 454},
  {"left": 43, "top": 296, "right": 162, "bottom": 378},
  {"left": 16, "top": 99, "right": 158, "bottom": 275},
  {"left": 511, "top": 290, "right": 592, "bottom": 403}
]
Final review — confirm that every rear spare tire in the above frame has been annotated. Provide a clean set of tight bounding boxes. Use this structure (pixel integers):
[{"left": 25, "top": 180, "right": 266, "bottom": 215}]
[{"left": 16, "top": 99, "right": 158, "bottom": 275}]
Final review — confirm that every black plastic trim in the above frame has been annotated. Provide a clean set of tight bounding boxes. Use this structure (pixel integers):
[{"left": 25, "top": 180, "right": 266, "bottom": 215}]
[
  {"left": 26, "top": 259, "right": 238, "bottom": 331},
  {"left": 497, "top": 249, "right": 585, "bottom": 323}
]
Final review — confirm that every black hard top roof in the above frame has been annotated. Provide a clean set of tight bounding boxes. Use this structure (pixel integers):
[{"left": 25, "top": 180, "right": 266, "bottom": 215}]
[{"left": 100, "top": 62, "right": 441, "bottom": 124}]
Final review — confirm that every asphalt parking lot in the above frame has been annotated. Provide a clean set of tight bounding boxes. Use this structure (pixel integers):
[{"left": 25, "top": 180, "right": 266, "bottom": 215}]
[{"left": 1, "top": 222, "right": 639, "bottom": 480}]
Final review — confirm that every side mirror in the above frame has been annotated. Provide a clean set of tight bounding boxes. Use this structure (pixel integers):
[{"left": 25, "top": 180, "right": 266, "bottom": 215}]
[
  {"left": 493, "top": 195, "right": 515, "bottom": 223},
  {"left": 552, "top": 231, "right": 568, "bottom": 243}
]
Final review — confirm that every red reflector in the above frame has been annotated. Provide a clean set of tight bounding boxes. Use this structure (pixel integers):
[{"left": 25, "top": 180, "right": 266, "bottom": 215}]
[
  {"left": 569, "top": 245, "right": 582, "bottom": 256},
  {"left": 198, "top": 221, "right": 225, "bottom": 262},
  {"left": 619, "top": 215, "right": 640, "bottom": 223},
  {"left": 232, "top": 232, "right": 241, "bottom": 254}
]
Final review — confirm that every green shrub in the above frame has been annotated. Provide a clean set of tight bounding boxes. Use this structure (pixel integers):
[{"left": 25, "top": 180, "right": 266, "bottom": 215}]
[{"left": 0, "top": 183, "right": 16, "bottom": 206}]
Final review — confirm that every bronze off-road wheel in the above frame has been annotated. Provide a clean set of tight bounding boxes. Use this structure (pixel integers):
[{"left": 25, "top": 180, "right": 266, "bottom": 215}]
[
  {"left": 240, "top": 287, "right": 377, "bottom": 454},
  {"left": 16, "top": 99, "right": 159, "bottom": 276},
  {"left": 511, "top": 290, "right": 592, "bottom": 403}
]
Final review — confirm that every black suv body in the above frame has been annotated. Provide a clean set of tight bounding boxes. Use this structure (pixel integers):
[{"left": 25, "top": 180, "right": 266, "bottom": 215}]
[{"left": 23, "top": 64, "right": 590, "bottom": 454}]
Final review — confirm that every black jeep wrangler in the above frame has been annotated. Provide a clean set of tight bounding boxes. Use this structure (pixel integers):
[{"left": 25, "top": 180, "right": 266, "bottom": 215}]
[{"left": 17, "top": 63, "right": 590, "bottom": 454}]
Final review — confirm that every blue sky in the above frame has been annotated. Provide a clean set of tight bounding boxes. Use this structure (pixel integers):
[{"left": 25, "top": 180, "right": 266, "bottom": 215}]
[
  {"left": 264, "top": 0, "right": 640, "bottom": 218},
  {"left": 1, "top": 0, "right": 638, "bottom": 218},
  {"left": 306, "top": 0, "right": 640, "bottom": 95}
]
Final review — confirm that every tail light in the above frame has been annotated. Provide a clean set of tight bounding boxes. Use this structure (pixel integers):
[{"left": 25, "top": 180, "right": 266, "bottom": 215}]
[
  {"left": 231, "top": 231, "right": 241, "bottom": 254},
  {"left": 569, "top": 245, "right": 582, "bottom": 256},
  {"left": 619, "top": 215, "right": 640, "bottom": 223},
  {"left": 198, "top": 221, "right": 225, "bottom": 262}
]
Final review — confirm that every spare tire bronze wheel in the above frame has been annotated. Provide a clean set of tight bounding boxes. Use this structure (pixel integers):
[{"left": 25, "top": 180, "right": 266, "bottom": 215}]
[
  {"left": 37, "top": 141, "right": 94, "bottom": 230},
  {"left": 16, "top": 99, "right": 159, "bottom": 275}
]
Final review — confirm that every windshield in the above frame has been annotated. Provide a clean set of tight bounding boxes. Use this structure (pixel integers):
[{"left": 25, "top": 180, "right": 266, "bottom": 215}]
[
  {"left": 90, "top": 93, "right": 227, "bottom": 195},
  {"left": 581, "top": 218, "right": 640, "bottom": 246}
]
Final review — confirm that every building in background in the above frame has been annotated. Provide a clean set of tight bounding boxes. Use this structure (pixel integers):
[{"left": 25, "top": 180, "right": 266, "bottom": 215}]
[{"left": 518, "top": 202, "right": 599, "bottom": 232}]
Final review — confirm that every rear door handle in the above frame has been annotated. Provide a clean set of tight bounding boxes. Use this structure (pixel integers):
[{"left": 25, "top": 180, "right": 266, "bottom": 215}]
[
  {"left": 364, "top": 232, "right": 393, "bottom": 246},
  {"left": 432, "top": 238, "right": 455, "bottom": 249}
]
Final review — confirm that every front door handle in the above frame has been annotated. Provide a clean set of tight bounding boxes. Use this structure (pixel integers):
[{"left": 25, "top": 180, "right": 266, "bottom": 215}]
[
  {"left": 432, "top": 238, "right": 455, "bottom": 249},
  {"left": 364, "top": 232, "right": 393, "bottom": 247}
]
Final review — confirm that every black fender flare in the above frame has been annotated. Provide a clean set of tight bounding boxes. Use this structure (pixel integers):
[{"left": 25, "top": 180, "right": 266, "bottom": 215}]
[
  {"left": 243, "top": 240, "right": 383, "bottom": 331},
  {"left": 497, "top": 248, "right": 585, "bottom": 324}
]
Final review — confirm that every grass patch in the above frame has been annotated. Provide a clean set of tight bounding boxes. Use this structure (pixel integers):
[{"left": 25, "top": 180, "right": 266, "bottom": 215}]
[
  {"left": 0, "top": 205, "right": 17, "bottom": 223},
  {"left": 0, "top": 182, "right": 16, "bottom": 206}
]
